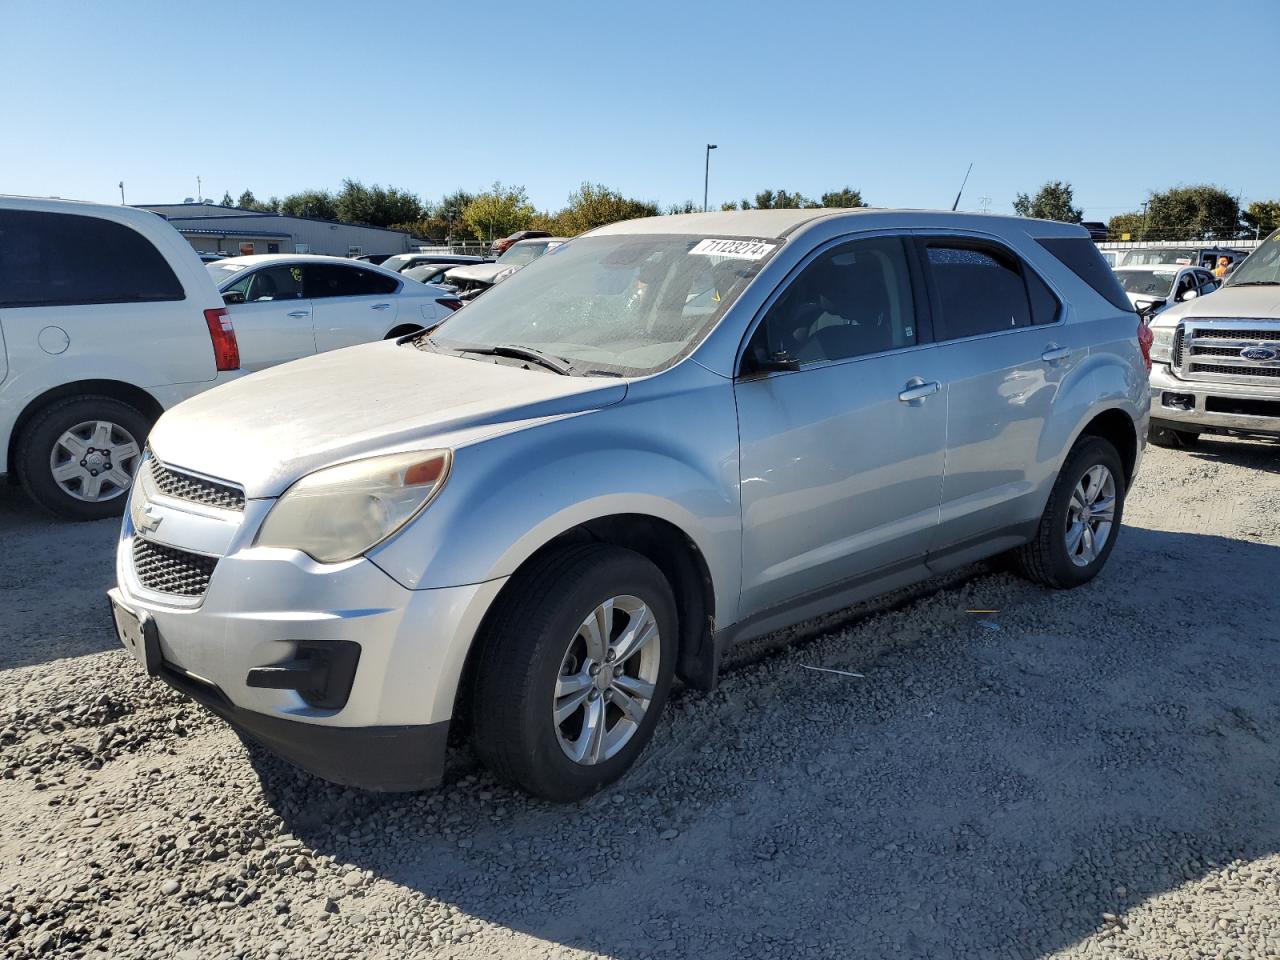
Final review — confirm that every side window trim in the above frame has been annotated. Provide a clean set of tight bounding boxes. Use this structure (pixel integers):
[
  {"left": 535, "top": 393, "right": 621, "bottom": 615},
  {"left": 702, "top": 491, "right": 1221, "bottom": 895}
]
[
  {"left": 909, "top": 231, "right": 1064, "bottom": 344},
  {"left": 734, "top": 230, "right": 933, "bottom": 378}
]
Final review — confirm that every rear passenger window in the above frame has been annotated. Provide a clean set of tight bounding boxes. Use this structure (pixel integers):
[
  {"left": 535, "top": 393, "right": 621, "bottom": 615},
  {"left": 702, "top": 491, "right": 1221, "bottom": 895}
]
[
  {"left": 304, "top": 265, "right": 398, "bottom": 298},
  {"left": 0, "top": 209, "right": 184, "bottom": 307},
  {"left": 752, "top": 236, "right": 918, "bottom": 365},
  {"left": 925, "top": 244, "right": 1031, "bottom": 338},
  {"left": 1025, "top": 268, "right": 1062, "bottom": 325}
]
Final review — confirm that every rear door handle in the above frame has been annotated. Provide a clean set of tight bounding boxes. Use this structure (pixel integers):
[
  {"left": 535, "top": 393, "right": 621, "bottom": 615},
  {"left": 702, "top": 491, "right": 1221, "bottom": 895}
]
[
  {"left": 287, "top": 310, "right": 310, "bottom": 318},
  {"left": 371, "top": 302, "right": 392, "bottom": 311},
  {"left": 898, "top": 379, "right": 941, "bottom": 403},
  {"left": 1041, "top": 345, "right": 1070, "bottom": 364}
]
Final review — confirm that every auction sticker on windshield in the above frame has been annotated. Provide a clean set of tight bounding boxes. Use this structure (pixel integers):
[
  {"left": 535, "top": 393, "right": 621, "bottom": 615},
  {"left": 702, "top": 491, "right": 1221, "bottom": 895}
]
[{"left": 689, "top": 238, "right": 778, "bottom": 260}]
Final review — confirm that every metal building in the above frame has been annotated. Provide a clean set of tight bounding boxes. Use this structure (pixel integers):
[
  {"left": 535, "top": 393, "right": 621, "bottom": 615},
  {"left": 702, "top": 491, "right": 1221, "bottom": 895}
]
[{"left": 137, "top": 202, "right": 418, "bottom": 258}]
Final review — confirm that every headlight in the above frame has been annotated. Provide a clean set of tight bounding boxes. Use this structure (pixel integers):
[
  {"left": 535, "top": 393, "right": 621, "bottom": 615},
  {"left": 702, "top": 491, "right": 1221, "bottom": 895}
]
[
  {"left": 1150, "top": 326, "right": 1175, "bottom": 364},
  {"left": 256, "top": 450, "right": 451, "bottom": 563}
]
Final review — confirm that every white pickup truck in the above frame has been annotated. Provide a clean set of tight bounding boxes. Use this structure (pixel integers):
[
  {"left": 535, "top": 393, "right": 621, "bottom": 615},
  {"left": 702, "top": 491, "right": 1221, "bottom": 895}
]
[{"left": 1148, "top": 228, "right": 1280, "bottom": 446}]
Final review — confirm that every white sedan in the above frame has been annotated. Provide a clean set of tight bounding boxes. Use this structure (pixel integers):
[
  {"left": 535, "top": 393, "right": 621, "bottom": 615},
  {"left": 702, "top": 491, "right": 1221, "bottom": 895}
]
[
  {"left": 206, "top": 255, "right": 460, "bottom": 371},
  {"left": 1113, "top": 264, "right": 1220, "bottom": 318}
]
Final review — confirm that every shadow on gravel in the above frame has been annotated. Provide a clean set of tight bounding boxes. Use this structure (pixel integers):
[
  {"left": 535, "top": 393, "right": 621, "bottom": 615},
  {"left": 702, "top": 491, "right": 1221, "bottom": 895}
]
[
  {"left": 1183, "top": 434, "right": 1280, "bottom": 474},
  {"left": 241, "top": 525, "right": 1280, "bottom": 958},
  {"left": 0, "top": 486, "right": 121, "bottom": 670}
]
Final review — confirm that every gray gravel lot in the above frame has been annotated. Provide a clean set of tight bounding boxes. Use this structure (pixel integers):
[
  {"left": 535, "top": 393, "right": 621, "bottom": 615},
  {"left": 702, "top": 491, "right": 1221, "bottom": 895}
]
[{"left": 1, "top": 439, "right": 1278, "bottom": 959}]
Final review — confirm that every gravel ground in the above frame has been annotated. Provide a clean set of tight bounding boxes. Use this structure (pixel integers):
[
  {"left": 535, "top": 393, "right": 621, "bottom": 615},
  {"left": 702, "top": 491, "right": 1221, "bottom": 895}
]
[{"left": 1, "top": 438, "right": 1278, "bottom": 960}]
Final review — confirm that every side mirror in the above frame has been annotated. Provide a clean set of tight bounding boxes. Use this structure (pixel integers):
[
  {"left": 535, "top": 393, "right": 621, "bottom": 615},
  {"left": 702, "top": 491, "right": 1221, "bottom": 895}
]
[
  {"left": 222, "top": 291, "right": 245, "bottom": 305},
  {"left": 1179, "top": 289, "right": 1199, "bottom": 302},
  {"left": 746, "top": 350, "right": 801, "bottom": 374}
]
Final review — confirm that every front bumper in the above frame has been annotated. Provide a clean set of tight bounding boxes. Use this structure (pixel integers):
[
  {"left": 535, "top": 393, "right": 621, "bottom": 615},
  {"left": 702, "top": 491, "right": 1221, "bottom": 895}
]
[
  {"left": 1149, "top": 364, "right": 1280, "bottom": 437},
  {"left": 113, "top": 485, "right": 506, "bottom": 790}
]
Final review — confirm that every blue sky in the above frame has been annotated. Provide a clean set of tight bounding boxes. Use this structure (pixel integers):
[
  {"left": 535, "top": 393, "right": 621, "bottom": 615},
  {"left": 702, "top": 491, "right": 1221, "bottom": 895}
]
[{"left": 3, "top": 0, "right": 1277, "bottom": 221}]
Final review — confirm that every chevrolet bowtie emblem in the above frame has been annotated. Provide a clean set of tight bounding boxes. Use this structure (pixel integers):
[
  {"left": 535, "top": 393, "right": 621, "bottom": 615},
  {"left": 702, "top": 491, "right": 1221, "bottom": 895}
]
[{"left": 137, "top": 503, "right": 163, "bottom": 535}]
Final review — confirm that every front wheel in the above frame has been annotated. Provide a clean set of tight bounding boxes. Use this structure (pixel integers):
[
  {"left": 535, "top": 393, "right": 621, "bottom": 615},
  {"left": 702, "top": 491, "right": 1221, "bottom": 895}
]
[
  {"left": 470, "top": 544, "right": 677, "bottom": 801},
  {"left": 1010, "top": 435, "right": 1126, "bottom": 589}
]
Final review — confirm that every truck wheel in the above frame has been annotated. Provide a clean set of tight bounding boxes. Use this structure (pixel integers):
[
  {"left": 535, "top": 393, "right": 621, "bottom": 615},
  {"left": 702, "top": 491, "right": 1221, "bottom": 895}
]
[
  {"left": 1149, "top": 425, "right": 1200, "bottom": 448},
  {"left": 16, "top": 396, "right": 150, "bottom": 521},
  {"left": 471, "top": 544, "right": 677, "bottom": 801},
  {"left": 1011, "top": 435, "right": 1126, "bottom": 590}
]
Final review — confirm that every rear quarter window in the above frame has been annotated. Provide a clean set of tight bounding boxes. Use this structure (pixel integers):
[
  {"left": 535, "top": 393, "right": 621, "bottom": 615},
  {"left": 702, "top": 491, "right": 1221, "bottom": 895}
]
[
  {"left": 0, "top": 208, "right": 185, "bottom": 307},
  {"left": 1037, "top": 237, "right": 1134, "bottom": 313}
]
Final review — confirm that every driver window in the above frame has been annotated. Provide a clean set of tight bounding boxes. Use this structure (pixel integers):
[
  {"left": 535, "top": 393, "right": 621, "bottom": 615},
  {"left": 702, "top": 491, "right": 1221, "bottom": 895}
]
[
  {"left": 1175, "top": 272, "right": 1197, "bottom": 300},
  {"left": 753, "top": 236, "right": 917, "bottom": 365}
]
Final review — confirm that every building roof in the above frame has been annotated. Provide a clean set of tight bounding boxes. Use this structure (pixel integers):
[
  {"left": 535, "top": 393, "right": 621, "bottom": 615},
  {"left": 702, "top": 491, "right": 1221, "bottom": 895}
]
[
  {"left": 138, "top": 203, "right": 413, "bottom": 236},
  {"left": 176, "top": 226, "right": 292, "bottom": 238}
]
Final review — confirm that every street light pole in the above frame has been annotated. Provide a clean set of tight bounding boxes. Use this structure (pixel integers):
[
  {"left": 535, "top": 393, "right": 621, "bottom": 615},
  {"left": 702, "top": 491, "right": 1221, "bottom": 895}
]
[
  {"left": 118, "top": 181, "right": 125, "bottom": 204},
  {"left": 703, "top": 144, "right": 717, "bottom": 212}
]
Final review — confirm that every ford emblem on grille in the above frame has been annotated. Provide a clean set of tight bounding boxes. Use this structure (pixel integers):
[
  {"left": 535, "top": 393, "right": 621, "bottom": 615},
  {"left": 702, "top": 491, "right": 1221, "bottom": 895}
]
[{"left": 1240, "top": 346, "right": 1277, "bottom": 362}]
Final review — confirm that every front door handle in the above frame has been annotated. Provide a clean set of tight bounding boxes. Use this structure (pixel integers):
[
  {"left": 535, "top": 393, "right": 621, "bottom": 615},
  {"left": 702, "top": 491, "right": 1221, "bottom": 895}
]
[
  {"left": 287, "top": 310, "right": 310, "bottom": 318},
  {"left": 898, "top": 378, "right": 941, "bottom": 403},
  {"left": 371, "top": 302, "right": 392, "bottom": 311},
  {"left": 1041, "top": 345, "right": 1071, "bottom": 364}
]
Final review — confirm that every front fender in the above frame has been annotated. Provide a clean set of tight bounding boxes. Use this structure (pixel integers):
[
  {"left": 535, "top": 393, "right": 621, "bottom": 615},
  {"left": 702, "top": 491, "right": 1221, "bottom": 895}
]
[{"left": 367, "top": 369, "right": 743, "bottom": 625}]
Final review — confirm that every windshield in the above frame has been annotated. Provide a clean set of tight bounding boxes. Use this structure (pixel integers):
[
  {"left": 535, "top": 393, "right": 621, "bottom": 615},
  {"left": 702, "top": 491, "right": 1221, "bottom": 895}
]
[
  {"left": 1121, "top": 248, "right": 1198, "bottom": 266},
  {"left": 206, "top": 261, "right": 248, "bottom": 288},
  {"left": 381, "top": 255, "right": 416, "bottom": 273},
  {"left": 1226, "top": 231, "right": 1280, "bottom": 285},
  {"left": 428, "top": 233, "right": 779, "bottom": 375},
  {"left": 497, "top": 241, "right": 554, "bottom": 267},
  {"left": 1116, "top": 269, "right": 1177, "bottom": 297}
]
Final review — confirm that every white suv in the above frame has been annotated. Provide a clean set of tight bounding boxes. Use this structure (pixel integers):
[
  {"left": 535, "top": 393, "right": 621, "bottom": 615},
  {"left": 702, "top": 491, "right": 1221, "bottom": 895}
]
[{"left": 0, "top": 196, "right": 242, "bottom": 519}]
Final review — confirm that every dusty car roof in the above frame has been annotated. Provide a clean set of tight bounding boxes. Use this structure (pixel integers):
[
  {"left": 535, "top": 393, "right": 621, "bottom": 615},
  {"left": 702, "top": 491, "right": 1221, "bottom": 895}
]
[{"left": 587, "top": 208, "right": 1088, "bottom": 240}]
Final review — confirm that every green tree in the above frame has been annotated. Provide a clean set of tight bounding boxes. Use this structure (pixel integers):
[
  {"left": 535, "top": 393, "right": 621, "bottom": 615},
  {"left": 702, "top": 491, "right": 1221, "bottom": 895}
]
[
  {"left": 556, "top": 183, "right": 659, "bottom": 234},
  {"left": 666, "top": 200, "right": 699, "bottom": 214},
  {"left": 219, "top": 191, "right": 234, "bottom": 207},
  {"left": 819, "top": 187, "right": 866, "bottom": 208},
  {"left": 279, "top": 189, "right": 339, "bottom": 220},
  {"left": 236, "top": 190, "right": 275, "bottom": 212},
  {"left": 462, "top": 182, "right": 535, "bottom": 242},
  {"left": 741, "top": 188, "right": 815, "bottom": 210},
  {"left": 1144, "top": 185, "right": 1241, "bottom": 241},
  {"left": 718, "top": 201, "right": 740, "bottom": 211},
  {"left": 334, "top": 179, "right": 424, "bottom": 228},
  {"left": 1243, "top": 199, "right": 1280, "bottom": 239},
  {"left": 1107, "top": 211, "right": 1146, "bottom": 241},
  {"left": 1012, "top": 181, "right": 1083, "bottom": 223},
  {"left": 433, "top": 190, "right": 476, "bottom": 238}
]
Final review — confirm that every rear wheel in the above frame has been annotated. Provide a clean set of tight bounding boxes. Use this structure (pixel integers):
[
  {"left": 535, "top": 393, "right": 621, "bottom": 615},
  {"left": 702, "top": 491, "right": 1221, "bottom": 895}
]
[
  {"left": 470, "top": 544, "right": 677, "bottom": 801},
  {"left": 1010, "top": 435, "right": 1126, "bottom": 589},
  {"left": 16, "top": 396, "right": 150, "bottom": 521}
]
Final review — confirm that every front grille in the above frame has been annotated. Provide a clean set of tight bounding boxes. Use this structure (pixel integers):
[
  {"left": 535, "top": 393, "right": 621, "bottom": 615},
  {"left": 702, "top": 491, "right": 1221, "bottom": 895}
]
[
  {"left": 1172, "top": 326, "right": 1184, "bottom": 367},
  {"left": 1190, "top": 345, "right": 1261, "bottom": 359},
  {"left": 1189, "top": 328, "right": 1280, "bottom": 341},
  {"left": 1189, "top": 362, "right": 1280, "bottom": 379},
  {"left": 146, "top": 457, "right": 245, "bottom": 511},
  {"left": 132, "top": 537, "right": 217, "bottom": 597}
]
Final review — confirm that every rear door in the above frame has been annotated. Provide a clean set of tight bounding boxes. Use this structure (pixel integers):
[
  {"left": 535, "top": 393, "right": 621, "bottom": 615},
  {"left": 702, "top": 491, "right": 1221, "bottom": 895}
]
[
  {"left": 0, "top": 207, "right": 214, "bottom": 390},
  {"left": 912, "top": 234, "right": 1072, "bottom": 557},
  {"left": 735, "top": 233, "right": 948, "bottom": 617},
  {"left": 220, "top": 263, "right": 315, "bottom": 371},
  {"left": 306, "top": 264, "right": 402, "bottom": 352}
]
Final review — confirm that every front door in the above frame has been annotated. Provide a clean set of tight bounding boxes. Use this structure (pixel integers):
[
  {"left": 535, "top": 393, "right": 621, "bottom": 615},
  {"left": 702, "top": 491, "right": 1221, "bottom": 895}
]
[
  {"left": 735, "top": 234, "right": 947, "bottom": 618},
  {"left": 221, "top": 263, "right": 315, "bottom": 371}
]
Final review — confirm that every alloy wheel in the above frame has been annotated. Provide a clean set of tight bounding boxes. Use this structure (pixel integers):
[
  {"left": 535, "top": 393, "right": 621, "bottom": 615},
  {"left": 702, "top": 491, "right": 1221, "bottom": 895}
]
[
  {"left": 48, "top": 420, "right": 141, "bottom": 503},
  {"left": 553, "top": 595, "right": 661, "bottom": 765},
  {"left": 1064, "top": 464, "right": 1116, "bottom": 567}
]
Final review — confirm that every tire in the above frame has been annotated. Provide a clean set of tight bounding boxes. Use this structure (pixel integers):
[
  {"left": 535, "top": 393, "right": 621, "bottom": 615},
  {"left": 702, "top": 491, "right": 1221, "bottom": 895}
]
[
  {"left": 16, "top": 396, "right": 151, "bottom": 521},
  {"left": 1010, "top": 435, "right": 1126, "bottom": 590},
  {"left": 1149, "top": 425, "right": 1200, "bottom": 448},
  {"left": 470, "top": 544, "right": 678, "bottom": 802}
]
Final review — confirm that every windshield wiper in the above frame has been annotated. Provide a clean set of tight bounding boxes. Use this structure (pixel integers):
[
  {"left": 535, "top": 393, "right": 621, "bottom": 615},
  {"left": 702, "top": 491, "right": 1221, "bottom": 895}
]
[
  {"left": 453, "top": 342, "right": 574, "bottom": 375},
  {"left": 1228, "top": 280, "right": 1280, "bottom": 287}
]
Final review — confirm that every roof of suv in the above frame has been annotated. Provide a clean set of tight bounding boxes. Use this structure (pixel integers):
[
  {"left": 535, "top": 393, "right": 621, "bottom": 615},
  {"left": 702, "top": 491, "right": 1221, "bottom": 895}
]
[{"left": 588, "top": 208, "right": 1089, "bottom": 240}]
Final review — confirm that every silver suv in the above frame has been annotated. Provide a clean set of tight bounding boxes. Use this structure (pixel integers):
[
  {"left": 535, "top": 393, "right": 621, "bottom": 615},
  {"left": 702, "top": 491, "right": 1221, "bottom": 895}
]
[{"left": 108, "top": 210, "right": 1149, "bottom": 801}]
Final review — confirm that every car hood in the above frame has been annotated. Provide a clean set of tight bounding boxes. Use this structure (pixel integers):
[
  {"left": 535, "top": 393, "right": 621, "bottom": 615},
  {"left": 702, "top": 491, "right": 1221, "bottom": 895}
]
[
  {"left": 445, "top": 263, "right": 514, "bottom": 285},
  {"left": 1124, "top": 290, "right": 1170, "bottom": 308},
  {"left": 1151, "top": 285, "right": 1280, "bottom": 327},
  {"left": 147, "top": 341, "right": 627, "bottom": 498}
]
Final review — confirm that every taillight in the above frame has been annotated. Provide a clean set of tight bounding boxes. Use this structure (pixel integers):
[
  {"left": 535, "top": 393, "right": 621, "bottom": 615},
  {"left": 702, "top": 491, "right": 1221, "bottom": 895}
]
[
  {"left": 1137, "top": 318, "right": 1153, "bottom": 373},
  {"left": 204, "top": 307, "right": 241, "bottom": 372},
  {"left": 436, "top": 297, "right": 463, "bottom": 312}
]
